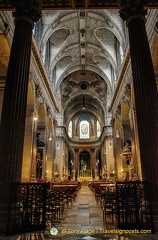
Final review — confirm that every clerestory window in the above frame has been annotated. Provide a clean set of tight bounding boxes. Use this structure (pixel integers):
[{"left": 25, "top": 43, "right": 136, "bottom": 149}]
[{"left": 80, "top": 120, "right": 89, "bottom": 139}]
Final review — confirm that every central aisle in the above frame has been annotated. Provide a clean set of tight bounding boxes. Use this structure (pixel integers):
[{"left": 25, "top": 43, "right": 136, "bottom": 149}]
[
  {"left": 3, "top": 185, "right": 158, "bottom": 240},
  {"left": 58, "top": 185, "right": 105, "bottom": 232}
]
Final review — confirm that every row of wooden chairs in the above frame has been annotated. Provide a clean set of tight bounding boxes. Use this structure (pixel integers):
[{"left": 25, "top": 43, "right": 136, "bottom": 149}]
[
  {"left": 45, "top": 186, "right": 79, "bottom": 227},
  {"left": 89, "top": 184, "right": 117, "bottom": 224}
]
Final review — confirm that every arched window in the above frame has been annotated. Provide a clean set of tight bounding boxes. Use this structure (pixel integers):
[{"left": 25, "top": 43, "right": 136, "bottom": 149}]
[
  {"left": 68, "top": 120, "right": 72, "bottom": 138},
  {"left": 97, "top": 120, "right": 101, "bottom": 137},
  {"left": 80, "top": 120, "right": 89, "bottom": 139}
]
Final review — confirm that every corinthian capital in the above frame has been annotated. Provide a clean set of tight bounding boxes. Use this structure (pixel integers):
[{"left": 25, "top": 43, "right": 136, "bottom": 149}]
[
  {"left": 119, "top": 0, "right": 148, "bottom": 21},
  {"left": 11, "top": 0, "right": 42, "bottom": 22}
]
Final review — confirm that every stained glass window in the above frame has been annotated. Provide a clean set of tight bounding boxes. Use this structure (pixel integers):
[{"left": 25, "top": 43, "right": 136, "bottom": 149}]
[
  {"left": 68, "top": 120, "right": 72, "bottom": 137},
  {"left": 80, "top": 120, "right": 89, "bottom": 139}
]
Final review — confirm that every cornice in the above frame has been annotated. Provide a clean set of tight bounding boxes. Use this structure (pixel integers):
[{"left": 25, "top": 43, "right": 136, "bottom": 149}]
[
  {"left": 64, "top": 125, "right": 111, "bottom": 146},
  {"left": 31, "top": 38, "right": 59, "bottom": 113},
  {"left": 0, "top": 1, "right": 157, "bottom": 11},
  {"left": 108, "top": 49, "right": 130, "bottom": 112}
]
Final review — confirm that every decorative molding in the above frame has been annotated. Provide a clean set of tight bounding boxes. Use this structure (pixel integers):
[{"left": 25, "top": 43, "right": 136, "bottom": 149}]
[
  {"left": 95, "top": 86, "right": 106, "bottom": 101},
  {"left": 88, "top": 0, "right": 118, "bottom": 8},
  {"left": 31, "top": 39, "right": 59, "bottom": 113},
  {"left": 90, "top": 148, "right": 95, "bottom": 152},
  {"left": 35, "top": 84, "right": 44, "bottom": 104},
  {"left": 74, "top": 148, "right": 79, "bottom": 153},
  {"left": 155, "top": 21, "right": 158, "bottom": 35},
  {"left": 53, "top": 119, "right": 58, "bottom": 127},
  {"left": 42, "top": 0, "right": 71, "bottom": 8},
  {"left": 116, "top": 105, "right": 121, "bottom": 117},
  {"left": 0, "top": 17, "right": 10, "bottom": 35},
  {"left": 11, "top": 0, "right": 42, "bottom": 22},
  {"left": 119, "top": 0, "right": 148, "bottom": 21},
  {"left": 124, "top": 83, "right": 131, "bottom": 98},
  {"left": 122, "top": 83, "right": 131, "bottom": 103},
  {"left": 61, "top": 72, "right": 106, "bottom": 101},
  {"left": 46, "top": 105, "right": 52, "bottom": 118},
  {"left": 108, "top": 51, "right": 130, "bottom": 112},
  {"left": 0, "top": 1, "right": 157, "bottom": 10},
  {"left": 56, "top": 136, "right": 65, "bottom": 140},
  {"left": 35, "top": 84, "right": 42, "bottom": 98}
]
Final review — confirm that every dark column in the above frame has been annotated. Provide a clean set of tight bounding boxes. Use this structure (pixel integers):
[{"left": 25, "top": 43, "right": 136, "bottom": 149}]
[
  {"left": 0, "top": 0, "right": 41, "bottom": 233},
  {"left": 119, "top": 0, "right": 158, "bottom": 230}
]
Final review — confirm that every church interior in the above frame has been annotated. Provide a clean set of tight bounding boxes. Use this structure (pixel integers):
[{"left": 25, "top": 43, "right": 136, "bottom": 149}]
[{"left": 0, "top": 0, "right": 157, "bottom": 239}]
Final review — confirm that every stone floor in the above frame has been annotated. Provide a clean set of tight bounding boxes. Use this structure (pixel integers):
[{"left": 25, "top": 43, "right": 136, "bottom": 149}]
[{"left": 0, "top": 185, "right": 158, "bottom": 240}]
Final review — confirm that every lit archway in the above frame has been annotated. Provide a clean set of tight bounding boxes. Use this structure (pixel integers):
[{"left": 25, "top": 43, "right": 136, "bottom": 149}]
[{"left": 79, "top": 151, "right": 91, "bottom": 177}]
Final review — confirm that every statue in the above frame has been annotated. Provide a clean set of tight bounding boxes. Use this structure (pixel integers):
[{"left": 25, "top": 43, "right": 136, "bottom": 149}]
[
  {"left": 83, "top": 164, "right": 87, "bottom": 171},
  {"left": 124, "top": 142, "right": 130, "bottom": 152},
  {"left": 123, "top": 140, "right": 131, "bottom": 153}
]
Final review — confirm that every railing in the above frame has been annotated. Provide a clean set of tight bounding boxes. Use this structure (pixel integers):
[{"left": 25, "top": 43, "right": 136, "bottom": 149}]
[
  {"left": 7, "top": 183, "right": 47, "bottom": 235},
  {"left": 78, "top": 169, "right": 92, "bottom": 177},
  {"left": 116, "top": 181, "right": 154, "bottom": 233}
]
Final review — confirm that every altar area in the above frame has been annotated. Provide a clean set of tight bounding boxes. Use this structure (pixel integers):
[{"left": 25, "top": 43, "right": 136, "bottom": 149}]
[{"left": 77, "top": 169, "right": 94, "bottom": 182}]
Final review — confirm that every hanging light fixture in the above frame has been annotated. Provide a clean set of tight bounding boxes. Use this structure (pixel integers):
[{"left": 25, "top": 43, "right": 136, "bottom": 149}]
[{"left": 82, "top": 96, "right": 86, "bottom": 111}]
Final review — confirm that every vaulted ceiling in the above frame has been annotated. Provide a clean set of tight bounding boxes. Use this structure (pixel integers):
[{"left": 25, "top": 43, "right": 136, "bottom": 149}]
[{"left": 34, "top": 9, "right": 126, "bottom": 124}]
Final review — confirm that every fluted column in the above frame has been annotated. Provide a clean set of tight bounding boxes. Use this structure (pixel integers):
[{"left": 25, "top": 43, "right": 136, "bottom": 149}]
[
  {"left": 119, "top": 0, "right": 158, "bottom": 229},
  {"left": 0, "top": 1, "right": 42, "bottom": 233}
]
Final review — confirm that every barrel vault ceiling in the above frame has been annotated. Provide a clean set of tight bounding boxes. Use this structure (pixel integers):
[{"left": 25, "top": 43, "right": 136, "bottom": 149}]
[{"left": 35, "top": 8, "right": 127, "bottom": 124}]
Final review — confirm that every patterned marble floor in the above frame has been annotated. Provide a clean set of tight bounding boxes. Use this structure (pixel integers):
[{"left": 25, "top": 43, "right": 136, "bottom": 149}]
[{"left": 0, "top": 185, "right": 158, "bottom": 240}]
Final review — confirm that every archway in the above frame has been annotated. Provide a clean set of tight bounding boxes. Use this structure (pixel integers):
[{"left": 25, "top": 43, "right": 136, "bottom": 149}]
[{"left": 79, "top": 151, "right": 91, "bottom": 177}]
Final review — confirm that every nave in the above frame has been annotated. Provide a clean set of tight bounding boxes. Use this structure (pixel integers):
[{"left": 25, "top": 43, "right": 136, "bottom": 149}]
[{"left": 1, "top": 185, "right": 158, "bottom": 240}]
